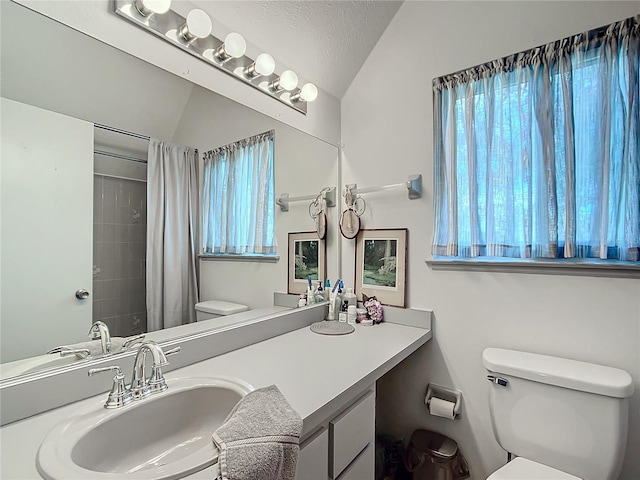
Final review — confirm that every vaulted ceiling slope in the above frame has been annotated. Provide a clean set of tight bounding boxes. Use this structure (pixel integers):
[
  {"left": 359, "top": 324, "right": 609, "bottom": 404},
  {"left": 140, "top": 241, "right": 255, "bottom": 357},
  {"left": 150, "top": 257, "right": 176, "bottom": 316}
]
[{"left": 188, "top": 0, "right": 403, "bottom": 99}]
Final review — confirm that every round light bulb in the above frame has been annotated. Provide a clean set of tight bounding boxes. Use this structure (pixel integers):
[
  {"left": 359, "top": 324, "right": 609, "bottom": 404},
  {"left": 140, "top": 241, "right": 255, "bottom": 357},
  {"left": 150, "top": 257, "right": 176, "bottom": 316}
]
[
  {"left": 300, "top": 83, "right": 318, "bottom": 102},
  {"left": 223, "top": 32, "right": 246, "bottom": 58},
  {"left": 185, "top": 9, "right": 212, "bottom": 39},
  {"left": 136, "top": 0, "right": 171, "bottom": 15},
  {"left": 254, "top": 53, "right": 276, "bottom": 76},
  {"left": 279, "top": 70, "right": 298, "bottom": 91}
]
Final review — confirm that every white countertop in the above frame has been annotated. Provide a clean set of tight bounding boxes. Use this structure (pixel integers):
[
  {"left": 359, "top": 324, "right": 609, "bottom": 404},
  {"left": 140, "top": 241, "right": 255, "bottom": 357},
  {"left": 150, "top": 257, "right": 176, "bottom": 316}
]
[{"left": 0, "top": 321, "right": 431, "bottom": 479}]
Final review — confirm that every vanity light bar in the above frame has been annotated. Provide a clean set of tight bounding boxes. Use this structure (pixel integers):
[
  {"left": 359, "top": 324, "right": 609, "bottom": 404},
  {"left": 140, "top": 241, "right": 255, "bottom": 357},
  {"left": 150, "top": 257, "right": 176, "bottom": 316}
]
[{"left": 114, "top": 0, "right": 314, "bottom": 114}]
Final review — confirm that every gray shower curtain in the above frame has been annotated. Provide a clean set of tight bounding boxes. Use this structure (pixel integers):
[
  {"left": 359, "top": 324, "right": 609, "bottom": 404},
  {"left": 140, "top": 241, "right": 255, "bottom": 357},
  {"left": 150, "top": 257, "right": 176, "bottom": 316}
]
[{"left": 146, "top": 138, "right": 199, "bottom": 331}]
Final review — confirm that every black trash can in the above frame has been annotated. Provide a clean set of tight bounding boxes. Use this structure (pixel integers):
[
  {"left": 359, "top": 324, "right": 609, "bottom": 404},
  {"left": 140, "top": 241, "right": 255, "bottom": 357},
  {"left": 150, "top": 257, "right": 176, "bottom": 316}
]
[{"left": 404, "top": 430, "right": 470, "bottom": 480}]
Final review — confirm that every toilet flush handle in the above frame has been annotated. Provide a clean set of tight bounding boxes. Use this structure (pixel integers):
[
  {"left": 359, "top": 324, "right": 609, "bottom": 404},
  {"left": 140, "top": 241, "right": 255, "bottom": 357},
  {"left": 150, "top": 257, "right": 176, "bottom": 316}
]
[{"left": 487, "top": 375, "right": 509, "bottom": 387}]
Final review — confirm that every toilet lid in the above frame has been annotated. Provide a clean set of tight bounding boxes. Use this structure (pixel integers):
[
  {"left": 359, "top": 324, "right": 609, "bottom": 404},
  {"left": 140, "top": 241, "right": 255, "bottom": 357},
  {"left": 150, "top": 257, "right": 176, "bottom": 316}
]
[
  {"left": 487, "top": 457, "right": 582, "bottom": 480},
  {"left": 195, "top": 300, "right": 249, "bottom": 315}
]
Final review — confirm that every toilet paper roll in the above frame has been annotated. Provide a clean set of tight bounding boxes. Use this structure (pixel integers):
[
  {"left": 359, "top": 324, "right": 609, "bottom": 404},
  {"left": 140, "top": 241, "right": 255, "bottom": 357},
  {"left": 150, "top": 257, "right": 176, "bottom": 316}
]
[{"left": 429, "top": 397, "right": 456, "bottom": 419}]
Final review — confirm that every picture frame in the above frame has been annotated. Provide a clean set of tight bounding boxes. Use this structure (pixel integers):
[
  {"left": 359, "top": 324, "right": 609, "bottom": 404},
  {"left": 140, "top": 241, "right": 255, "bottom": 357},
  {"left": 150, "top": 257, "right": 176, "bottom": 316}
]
[
  {"left": 355, "top": 228, "right": 408, "bottom": 307},
  {"left": 288, "top": 231, "right": 326, "bottom": 294}
]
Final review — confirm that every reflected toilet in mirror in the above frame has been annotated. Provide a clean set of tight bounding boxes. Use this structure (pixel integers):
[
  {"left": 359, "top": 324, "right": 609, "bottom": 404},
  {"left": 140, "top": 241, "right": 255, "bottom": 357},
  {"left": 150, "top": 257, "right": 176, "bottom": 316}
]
[{"left": 194, "top": 301, "right": 249, "bottom": 321}]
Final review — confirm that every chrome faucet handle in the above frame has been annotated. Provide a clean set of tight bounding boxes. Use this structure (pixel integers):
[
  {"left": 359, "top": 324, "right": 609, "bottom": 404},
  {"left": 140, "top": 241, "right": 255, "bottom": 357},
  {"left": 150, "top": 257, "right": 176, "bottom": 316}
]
[
  {"left": 147, "top": 346, "right": 181, "bottom": 394},
  {"left": 122, "top": 334, "right": 146, "bottom": 349},
  {"left": 59, "top": 348, "right": 91, "bottom": 359},
  {"left": 88, "top": 366, "right": 133, "bottom": 409}
]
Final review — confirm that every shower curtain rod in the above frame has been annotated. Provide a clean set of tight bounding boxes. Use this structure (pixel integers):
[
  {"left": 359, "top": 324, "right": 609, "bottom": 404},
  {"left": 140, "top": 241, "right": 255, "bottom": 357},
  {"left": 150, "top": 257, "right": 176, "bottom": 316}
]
[
  {"left": 94, "top": 123, "right": 150, "bottom": 141},
  {"left": 94, "top": 149, "right": 147, "bottom": 164}
]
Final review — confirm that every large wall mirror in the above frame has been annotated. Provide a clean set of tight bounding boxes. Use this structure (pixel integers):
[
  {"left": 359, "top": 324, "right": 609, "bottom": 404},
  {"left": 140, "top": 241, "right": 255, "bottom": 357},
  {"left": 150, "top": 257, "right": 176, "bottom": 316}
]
[{"left": 0, "top": 1, "right": 339, "bottom": 380}]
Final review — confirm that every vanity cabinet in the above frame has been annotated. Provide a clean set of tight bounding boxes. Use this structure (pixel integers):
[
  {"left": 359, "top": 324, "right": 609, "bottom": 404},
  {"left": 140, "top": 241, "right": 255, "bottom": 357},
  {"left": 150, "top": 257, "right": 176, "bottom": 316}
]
[
  {"left": 297, "top": 386, "right": 375, "bottom": 480},
  {"left": 298, "top": 427, "right": 330, "bottom": 479}
]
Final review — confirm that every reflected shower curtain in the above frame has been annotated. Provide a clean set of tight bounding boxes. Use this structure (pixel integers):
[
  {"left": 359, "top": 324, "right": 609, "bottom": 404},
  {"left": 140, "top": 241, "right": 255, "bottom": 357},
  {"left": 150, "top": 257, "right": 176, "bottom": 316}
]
[{"left": 147, "top": 139, "right": 199, "bottom": 331}]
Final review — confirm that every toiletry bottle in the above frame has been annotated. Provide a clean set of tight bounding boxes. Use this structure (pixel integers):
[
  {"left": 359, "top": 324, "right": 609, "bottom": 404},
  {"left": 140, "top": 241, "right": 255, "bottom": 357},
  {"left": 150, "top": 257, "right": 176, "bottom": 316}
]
[
  {"left": 334, "top": 281, "right": 344, "bottom": 317},
  {"left": 306, "top": 276, "right": 315, "bottom": 305},
  {"left": 298, "top": 294, "right": 306, "bottom": 308},
  {"left": 344, "top": 287, "right": 357, "bottom": 307},
  {"left": 316, "top": 281, "right": 324, "bottom": 303},
  {"left": 324, "top": 279, "right": 331, "bottom": 301},
  {"left": 327, "top": 279, "right": 341, "bottom": 321}
]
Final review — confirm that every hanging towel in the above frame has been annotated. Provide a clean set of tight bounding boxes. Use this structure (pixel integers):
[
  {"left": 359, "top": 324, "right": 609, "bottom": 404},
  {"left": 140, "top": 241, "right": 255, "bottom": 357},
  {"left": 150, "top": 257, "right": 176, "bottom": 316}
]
[{"left": 212, "top": 385, "right": 303, "bottom": 480}]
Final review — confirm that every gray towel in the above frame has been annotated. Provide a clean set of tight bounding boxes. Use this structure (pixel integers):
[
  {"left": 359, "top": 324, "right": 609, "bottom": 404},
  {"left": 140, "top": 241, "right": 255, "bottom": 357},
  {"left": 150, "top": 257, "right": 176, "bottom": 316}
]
[{"left": 212, "top": 385, "right": 303, "bottom": 480}]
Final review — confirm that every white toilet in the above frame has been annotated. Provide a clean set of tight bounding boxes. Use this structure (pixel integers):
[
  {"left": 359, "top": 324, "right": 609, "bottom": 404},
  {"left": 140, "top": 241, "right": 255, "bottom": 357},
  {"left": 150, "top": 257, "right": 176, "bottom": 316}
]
[
  {"left": 483, "top": 348, "right": 634, "bottom": 480},
  {"left": 194, "top": 300, "right": 249, "bottom": 321}
]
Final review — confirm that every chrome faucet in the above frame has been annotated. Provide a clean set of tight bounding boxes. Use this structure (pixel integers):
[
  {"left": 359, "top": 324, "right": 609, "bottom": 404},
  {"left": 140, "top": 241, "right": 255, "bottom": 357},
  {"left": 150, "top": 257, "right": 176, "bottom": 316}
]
[
  {"left": 89, "top": 341, "right": 180, "bottom": 409},
  {"left": 88, "top": 321, "right": 111, "bottom": 354},
  {"left": 130, "top": 341, "right": 180, "bottom": 400}
]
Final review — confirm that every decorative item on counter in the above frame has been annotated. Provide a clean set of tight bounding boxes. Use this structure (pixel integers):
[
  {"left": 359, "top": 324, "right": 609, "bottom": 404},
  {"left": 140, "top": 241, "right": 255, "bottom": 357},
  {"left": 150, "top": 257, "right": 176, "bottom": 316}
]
[
  {"left": 362, "top": 293, "right": 384, "bottom": 324},
  {"left": 356, "top": 308, "right": 368, "bottom": 322},
  {"left": 339, "top": 185, "right": 366, "bottom": 239},
  {"left": 355, "top": 228, "right": 408, "bottom": 307}
]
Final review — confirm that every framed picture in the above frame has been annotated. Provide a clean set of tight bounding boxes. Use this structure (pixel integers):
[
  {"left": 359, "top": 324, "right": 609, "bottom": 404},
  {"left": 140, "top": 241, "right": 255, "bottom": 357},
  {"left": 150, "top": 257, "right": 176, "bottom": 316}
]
[
  {"left": 288, "top": 231, "right": 326, "bottom": 294},
  {"left": 355, "top": 228, "right": 408, "bottom": 307}
]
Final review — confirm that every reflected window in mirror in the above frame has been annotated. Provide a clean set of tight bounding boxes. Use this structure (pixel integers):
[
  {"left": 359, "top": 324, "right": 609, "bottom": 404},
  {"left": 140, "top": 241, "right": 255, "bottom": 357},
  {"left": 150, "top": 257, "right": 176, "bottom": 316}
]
[{"left": 202, "top": 130, "right": 276, "bottom": 256}]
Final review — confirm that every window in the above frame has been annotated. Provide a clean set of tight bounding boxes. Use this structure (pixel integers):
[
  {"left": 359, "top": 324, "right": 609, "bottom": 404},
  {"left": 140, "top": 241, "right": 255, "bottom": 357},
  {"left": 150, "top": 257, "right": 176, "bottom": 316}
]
[
  {"left": 201, "top": 130, "right": 276, "bottom": 255},
  {"left": 432, "top": 16, "right": 639, "bottom": 263}
]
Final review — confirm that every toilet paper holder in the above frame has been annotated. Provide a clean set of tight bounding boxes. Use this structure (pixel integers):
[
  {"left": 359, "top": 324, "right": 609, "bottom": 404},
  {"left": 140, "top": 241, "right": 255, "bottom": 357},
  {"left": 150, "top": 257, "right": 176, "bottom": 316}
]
[{"left": 425, "top": 383, "right": 462, "bottom": 419}]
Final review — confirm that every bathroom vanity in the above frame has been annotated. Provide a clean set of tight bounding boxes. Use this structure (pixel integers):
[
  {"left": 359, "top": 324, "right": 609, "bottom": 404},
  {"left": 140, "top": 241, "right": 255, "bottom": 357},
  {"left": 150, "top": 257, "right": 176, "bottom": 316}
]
[{"left": 0, "top": 308, "right": 432, "bottom": 479}]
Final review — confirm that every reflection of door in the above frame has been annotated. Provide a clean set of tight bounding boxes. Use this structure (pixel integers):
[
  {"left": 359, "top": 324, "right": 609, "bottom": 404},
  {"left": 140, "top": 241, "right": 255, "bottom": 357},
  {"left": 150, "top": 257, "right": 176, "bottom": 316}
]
[{"left": 1, "top": 98, "right": 93, "bottom": 363}]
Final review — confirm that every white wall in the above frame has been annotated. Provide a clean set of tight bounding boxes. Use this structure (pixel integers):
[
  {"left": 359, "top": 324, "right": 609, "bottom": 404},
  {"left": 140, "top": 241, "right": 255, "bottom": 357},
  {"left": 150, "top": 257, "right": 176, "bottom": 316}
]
[
  {"left": 15, "top": 0, "right": 341, "bottom": 146},
  {"left": 171, "top": 87, "right": 339, "bottom": 308},
  {"left": 341, "top": 2, "right": 640, "bottom": 479}
]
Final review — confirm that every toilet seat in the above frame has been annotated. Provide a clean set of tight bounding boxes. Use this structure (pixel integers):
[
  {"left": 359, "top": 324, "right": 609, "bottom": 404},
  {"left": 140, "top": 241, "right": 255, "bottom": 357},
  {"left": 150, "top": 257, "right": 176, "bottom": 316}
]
[{"left": 487, "top": 457, "right": 582, "bottom": 480}]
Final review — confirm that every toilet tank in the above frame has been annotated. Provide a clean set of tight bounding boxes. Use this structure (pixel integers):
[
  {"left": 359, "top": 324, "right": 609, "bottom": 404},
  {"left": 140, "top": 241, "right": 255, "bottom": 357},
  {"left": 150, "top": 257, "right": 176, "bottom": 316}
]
[
  {"left": 483, "top": 348, "right": 634, "bottom": 480},
  {"left": 195, "top": 300, "right": 249, "bottom": 321}
]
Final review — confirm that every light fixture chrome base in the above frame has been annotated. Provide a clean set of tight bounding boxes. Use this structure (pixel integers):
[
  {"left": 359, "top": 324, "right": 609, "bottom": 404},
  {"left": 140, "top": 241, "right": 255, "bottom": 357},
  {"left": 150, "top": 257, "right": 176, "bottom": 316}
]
[{"left": 114, "top": 0, "right": 308, "bottom": 114}]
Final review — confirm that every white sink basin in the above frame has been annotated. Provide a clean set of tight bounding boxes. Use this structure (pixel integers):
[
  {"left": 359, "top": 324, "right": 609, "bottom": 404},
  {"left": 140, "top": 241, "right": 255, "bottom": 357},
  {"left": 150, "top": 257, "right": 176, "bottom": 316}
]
[{"left": 36, "top": 376, "right": 254, "bottom": 480}]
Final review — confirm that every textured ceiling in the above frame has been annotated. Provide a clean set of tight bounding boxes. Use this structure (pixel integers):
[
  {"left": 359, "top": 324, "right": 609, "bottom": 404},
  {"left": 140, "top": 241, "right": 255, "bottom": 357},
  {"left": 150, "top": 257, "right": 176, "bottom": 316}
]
[{"left": 185, "top": 0, "right": 403, "bottom": 99}]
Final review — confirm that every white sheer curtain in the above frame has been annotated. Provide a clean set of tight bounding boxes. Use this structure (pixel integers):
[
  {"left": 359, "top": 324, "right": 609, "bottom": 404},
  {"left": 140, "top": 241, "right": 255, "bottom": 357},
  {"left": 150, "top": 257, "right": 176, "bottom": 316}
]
[
  {"left": 432, "top": 15, "right": 639, "bottom": 261},
  {"left": 202, "top": 130, "right": 275, "bottom": 254},
  {"left": 147, "top": 139, "right": 199, "bottom": 331}
]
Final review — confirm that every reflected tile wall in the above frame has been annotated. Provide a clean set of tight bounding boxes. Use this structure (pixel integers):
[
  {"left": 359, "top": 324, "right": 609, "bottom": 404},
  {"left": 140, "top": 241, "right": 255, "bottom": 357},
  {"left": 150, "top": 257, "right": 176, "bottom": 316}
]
[{"left": 93, "top": 175, "right": 147, "bottom": 336}]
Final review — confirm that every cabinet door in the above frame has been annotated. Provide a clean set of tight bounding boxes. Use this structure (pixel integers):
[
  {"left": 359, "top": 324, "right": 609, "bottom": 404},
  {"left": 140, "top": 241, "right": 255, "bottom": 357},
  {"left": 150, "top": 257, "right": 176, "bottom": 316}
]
[
  {"left": 330, "top": 389, "right": 375, "bottom": 478},
  {"left": 297, "top": 427, "right": 329, "bottom": 480},
  {"left": 336, "top": 444, "right": 374, "bottom": 480}
]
